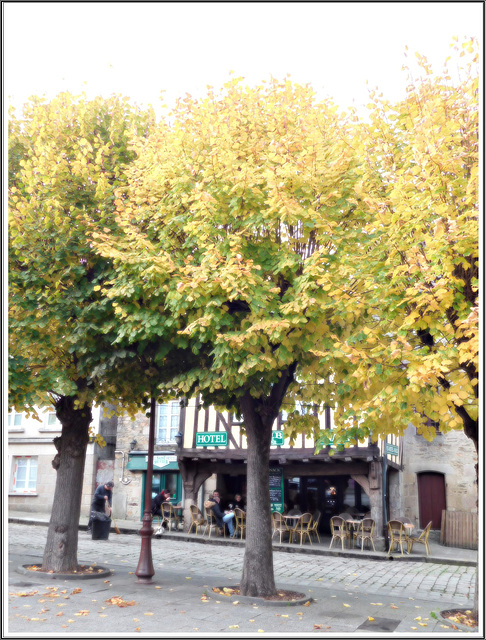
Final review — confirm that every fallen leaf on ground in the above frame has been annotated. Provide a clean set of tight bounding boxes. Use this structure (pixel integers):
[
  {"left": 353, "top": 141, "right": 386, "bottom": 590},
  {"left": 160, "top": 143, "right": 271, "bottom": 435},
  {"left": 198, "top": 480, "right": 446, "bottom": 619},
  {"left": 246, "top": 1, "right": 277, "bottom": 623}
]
[
  {"left": 75, "top": 610, "right": 90, "bottom": 616},
  {"left": 105, "top": 597, "right": 136, "bottom": 608},
  {"left": 343, "top": 603, "right": 350, "bottom": 607},
  {"left": 229, "top": 625, "right": 239, "bottom": 629},
  {"left": 368, "top": 617, "right": 374, "bottom": 621}
]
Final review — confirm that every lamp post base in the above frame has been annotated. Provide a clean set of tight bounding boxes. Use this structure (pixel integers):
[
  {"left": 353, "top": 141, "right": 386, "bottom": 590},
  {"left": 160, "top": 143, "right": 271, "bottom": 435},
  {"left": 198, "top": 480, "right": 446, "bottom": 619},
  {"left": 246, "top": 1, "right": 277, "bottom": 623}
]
[{"left": 135, "top": 512, "right": 155, "bottom": 583}]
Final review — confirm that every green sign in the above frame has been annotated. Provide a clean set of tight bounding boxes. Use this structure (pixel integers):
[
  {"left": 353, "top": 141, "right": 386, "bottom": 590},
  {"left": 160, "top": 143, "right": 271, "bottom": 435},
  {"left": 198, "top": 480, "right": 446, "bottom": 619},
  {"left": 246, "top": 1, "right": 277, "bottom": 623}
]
[
  {"left": 271, "top": 430, "right": 284, "bottom": 446},
  {"left": 386, "top": 443, "right": 399, "bottom": 456},
  {"left": 269, "top": 467, "right": 284, "bottom": 513},
  {"left": 195, "top": 432, "right": 228, "bottom": 447}
]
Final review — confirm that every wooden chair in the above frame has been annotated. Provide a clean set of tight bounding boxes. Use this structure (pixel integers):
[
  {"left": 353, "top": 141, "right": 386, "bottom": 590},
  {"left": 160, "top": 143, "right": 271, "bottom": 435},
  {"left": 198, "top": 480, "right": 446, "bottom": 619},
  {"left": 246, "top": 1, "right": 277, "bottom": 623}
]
[
  {"left": 290, "top": 513, "right": 313, "bottom": 546},
  {"left": 330, "top": 516, "right": 350, "bottom": 549},
  {"left": 272, "top": 511, "right": 291, "bottom": 543},
  {"left": 310, "top": 511, "right": 321, "bottom": 543},
  {"left": 387, "top": 520, "right": 408, "bottom": 556},
  {"left": 188, "top": 504, "right": 206, "bottom": 535},
  {"left": 354, "top": 517, "right": 376, "bottom": 551},
  {"left": 407, "top": 521, "right": 432, "bottom": 556},
  {"left": 234, "top": 508, "right": 246, "bottom": 539},
  {"left": 161, "top": 502, "right": 180, "bottom": 531}
]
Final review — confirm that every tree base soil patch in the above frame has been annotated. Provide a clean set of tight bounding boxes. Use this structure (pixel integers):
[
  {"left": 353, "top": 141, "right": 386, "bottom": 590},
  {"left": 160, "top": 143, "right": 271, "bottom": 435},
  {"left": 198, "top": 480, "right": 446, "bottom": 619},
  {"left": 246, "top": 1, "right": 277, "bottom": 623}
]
[
  {"left": 18, "top": 563, "right": 112, "bottom": 580},
  {"left": 213, "top": 586, "right": 312, "bottom": 606},
  {"left": 440, "top": 608, "right": 478, "bottom": 630}
]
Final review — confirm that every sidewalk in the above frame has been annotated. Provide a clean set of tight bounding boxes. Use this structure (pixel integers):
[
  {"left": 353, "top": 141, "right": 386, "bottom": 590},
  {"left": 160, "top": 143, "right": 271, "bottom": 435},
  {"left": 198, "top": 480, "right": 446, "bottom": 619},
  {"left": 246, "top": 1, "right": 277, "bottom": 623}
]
[
  {"left": 7, "top": 516, "right": 480, "bottom": 636},
  {"left": 8, "top": 509, "right": 478, "bottom": 567}
]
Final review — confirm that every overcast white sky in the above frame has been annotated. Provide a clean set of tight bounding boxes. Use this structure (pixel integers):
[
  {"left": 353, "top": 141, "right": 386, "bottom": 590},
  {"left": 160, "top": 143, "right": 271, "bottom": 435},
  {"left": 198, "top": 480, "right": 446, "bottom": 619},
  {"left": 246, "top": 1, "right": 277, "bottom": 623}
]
[{"left": 3, "top": 2, "right": 483, "bottom": 116}]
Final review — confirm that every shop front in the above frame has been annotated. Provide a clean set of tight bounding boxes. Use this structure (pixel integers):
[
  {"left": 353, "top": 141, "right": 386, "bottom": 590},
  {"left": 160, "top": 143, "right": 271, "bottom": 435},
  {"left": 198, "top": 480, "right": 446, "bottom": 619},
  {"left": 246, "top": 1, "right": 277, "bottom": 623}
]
[{"left": 127, "top": 452, "right": 183, "bottom": 520}]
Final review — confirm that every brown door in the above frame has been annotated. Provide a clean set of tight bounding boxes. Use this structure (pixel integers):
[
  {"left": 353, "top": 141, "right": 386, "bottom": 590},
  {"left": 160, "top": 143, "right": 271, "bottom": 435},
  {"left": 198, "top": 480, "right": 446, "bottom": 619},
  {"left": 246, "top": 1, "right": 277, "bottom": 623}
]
[{"left": 417, "top": 472, "right": 446, "bottom": 529}]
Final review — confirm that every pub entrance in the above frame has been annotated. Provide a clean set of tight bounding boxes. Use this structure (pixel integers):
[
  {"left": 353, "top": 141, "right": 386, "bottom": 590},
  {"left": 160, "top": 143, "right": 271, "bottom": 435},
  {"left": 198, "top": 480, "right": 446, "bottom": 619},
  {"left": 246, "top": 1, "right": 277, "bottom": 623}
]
[{"left": 284, "top": 475, "right": 370, "bottom": 533}]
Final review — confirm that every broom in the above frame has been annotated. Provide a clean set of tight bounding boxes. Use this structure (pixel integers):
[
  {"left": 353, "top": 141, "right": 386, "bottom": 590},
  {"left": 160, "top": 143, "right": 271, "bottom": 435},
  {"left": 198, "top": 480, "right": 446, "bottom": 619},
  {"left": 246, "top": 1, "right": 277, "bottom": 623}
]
[{"left": 107, "top": 504, "right": 121, "bottom": 534}]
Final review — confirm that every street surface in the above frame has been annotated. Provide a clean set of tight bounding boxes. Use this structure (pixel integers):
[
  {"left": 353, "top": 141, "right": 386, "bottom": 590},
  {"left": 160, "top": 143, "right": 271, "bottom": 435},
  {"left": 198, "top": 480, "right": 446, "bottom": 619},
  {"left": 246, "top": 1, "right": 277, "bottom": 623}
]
[{"left": 6, "top": 523, "right": 478, "bottom": 636}]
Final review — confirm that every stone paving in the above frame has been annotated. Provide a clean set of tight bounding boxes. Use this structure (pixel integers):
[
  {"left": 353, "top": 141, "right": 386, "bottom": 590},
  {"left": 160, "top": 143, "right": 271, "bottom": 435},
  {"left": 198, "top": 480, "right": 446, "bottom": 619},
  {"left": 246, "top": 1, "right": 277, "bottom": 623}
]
[{"left": 6, "top": 522, "right": 480, "bottom": 636}]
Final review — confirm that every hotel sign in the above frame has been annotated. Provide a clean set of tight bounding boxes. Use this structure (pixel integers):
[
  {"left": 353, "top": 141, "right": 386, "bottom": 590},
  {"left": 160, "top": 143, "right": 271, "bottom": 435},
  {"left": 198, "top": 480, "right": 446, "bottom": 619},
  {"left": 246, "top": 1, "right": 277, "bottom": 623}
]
[{"left": 195, "top": 432, "right": 228, "bottom": 447}]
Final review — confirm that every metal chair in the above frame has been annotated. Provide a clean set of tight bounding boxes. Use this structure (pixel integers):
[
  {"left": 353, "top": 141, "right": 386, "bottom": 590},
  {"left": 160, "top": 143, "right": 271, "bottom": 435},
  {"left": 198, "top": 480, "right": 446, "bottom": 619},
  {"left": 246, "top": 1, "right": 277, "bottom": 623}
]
[
  {"left": 330, "top": 516, "right": 350, "bottom": 550},
  {"left": 233, "top": 507, "right": 246, "bottom": 539},
  {"left": 161, "top": 502, "right": 180, "bottom": 531},
  {"left": 387, "top": 520, "right": 408, "bottom": 556},
  {"left": 309, "top": 511, "right": 321, "bottom": 543},
  {"left": 272, "top": 511, "right": 291, "bottom": 543},
  {"left": 203, "top": 510, "right": 225, "bottom": 538},
  {"left": 290, "top": 513, "right": 313, "bottom": 546},
  {"left": 354, "top": 517, "right": 376, "bottom": 551},
  {"left": 407, "top": 521, "right": 432, "bottom": 556},
  {"left": 188, "top": 504, "right": 206, "bottom": 535}
]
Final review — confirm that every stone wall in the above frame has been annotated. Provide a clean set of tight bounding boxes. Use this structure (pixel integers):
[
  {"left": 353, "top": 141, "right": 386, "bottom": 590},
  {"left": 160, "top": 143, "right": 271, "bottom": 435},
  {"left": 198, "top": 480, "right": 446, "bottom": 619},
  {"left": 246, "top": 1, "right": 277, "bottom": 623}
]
[{"left": 400, "top": 425, "right": 477, "bottom": 524}]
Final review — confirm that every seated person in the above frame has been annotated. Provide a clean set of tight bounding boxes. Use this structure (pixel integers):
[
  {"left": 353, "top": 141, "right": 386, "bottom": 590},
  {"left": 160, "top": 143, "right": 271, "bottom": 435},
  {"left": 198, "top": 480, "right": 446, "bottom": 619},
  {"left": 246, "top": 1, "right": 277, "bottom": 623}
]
[
  {"left": 151, "top": 489, "right": 171, "bottom": 518},
  {"left": 210, "top": 491, "right": 235, "bottom": 537},
  {"left": 287, "top": 504, "right": 302, "bottom": 516},
  {"left": 226, "top": 493, "right": 246, "bottom": 512},
  {"left": 233, "top": 494, "right": 246, "bottom": 511}
]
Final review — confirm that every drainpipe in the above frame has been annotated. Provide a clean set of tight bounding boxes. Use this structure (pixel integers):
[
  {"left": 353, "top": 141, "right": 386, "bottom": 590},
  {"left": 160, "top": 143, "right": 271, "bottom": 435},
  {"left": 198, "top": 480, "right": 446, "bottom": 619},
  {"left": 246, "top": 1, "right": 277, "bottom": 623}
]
[{"left": 115, "top": 450, "right": 132, "bottom": 485}]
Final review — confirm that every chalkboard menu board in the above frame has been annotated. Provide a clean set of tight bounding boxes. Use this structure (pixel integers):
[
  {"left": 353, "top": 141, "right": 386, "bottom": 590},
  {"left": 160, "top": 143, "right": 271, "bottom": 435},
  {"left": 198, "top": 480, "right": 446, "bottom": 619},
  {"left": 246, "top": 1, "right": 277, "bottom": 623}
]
[{"left": 269, "top": 467, "right": 284, "bottom": 513}]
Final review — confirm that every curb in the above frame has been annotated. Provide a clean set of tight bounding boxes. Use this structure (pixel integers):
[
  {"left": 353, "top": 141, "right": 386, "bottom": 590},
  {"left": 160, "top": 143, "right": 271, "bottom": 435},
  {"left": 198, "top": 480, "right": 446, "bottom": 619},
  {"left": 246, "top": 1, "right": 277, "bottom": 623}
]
[
  {"left": 17, "top": 564, "right": 113, "bottom": 580},
  {"left": 438, "top": 609, "right": 479, "bottom": 633},
  {"left": 9, "top": 517, "right": 477, "bottom": 568}
]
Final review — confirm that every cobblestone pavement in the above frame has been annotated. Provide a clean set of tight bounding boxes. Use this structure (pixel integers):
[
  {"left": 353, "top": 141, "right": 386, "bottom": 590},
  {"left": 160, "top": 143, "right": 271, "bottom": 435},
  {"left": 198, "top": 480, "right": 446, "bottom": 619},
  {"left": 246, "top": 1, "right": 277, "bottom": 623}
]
[{"left": 8, "top": 522, "right": 476, "bottom": 604}]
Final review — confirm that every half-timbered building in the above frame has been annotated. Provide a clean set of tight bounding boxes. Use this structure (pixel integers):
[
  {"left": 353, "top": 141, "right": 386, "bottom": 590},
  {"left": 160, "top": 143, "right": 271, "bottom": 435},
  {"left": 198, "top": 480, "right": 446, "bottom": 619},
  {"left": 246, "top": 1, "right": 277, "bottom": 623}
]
[{"left": 114, "top": 397, "right": 402, "bottom": 540}]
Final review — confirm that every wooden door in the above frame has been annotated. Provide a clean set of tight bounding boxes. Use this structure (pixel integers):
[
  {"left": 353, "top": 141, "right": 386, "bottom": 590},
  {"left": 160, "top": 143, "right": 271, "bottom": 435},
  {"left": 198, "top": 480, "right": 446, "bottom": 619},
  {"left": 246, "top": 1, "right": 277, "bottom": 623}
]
[{"left": 417, "top": 472, "right": 446, "bottom": 529}]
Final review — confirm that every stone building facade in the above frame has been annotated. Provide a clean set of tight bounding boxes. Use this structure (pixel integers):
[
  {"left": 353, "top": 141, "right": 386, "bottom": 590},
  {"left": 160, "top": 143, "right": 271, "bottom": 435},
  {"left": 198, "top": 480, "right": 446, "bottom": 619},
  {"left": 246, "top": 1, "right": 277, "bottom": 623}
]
[
  {"left": 7, "top": 405, "right": 103, "bottom": 516},
  {"left": 399, "top": 425, "right": 477, "bottom": 525}
]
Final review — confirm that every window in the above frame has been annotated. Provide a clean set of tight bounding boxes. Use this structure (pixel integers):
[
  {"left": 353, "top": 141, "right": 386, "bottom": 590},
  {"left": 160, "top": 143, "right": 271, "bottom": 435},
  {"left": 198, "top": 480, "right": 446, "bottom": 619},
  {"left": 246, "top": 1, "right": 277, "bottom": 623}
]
[
  {"left": 47, "top": 412, "right": 58, "bottom": 426},
  {"left": 8, "top": 412, "right": 23, "bottom": 429},
  {"left": 11, "top": 456, "right": 38, "bottom": 493},
  {"left": 156, "top": 402, "right": 180, "bottom": 443},
  {"left": 41, "top": 411, "right": 61, "bottom": 430},
  {"left": 280, "top": 401, "right": 315, "bottom": 423}
]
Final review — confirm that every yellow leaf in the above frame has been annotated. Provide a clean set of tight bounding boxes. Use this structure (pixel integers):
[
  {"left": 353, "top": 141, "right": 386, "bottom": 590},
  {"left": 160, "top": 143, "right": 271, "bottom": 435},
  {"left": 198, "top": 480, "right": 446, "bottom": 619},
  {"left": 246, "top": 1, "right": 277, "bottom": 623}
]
[
  {"left": 368, "top": 616, "right": 374, "bottom": 621},
  {"left": 343, "top": 603, "right": 350, "bottom": 607}
]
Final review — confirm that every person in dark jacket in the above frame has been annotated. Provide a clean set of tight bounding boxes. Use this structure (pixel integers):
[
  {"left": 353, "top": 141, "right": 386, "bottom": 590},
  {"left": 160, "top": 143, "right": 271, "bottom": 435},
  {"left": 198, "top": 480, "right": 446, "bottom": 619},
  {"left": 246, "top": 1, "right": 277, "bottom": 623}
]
[
  {"left": 151, "top": 489, "right": 171, "bottom": 517},
  {"left": 227, "top": 493, "right": 246, "bottom": 511},
  {"left": 211, "top": 491, "right": 235, "bottom": 537},
  {"left": 87, "top": 481, "right": 114, "bottom": 532}
]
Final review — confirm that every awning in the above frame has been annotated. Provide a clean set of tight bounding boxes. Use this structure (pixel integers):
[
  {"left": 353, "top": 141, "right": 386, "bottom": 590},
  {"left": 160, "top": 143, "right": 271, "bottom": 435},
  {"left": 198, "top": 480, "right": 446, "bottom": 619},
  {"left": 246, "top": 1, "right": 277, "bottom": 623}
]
[{"left": 127, "top": 454, "right": 179, "bottom": 472}]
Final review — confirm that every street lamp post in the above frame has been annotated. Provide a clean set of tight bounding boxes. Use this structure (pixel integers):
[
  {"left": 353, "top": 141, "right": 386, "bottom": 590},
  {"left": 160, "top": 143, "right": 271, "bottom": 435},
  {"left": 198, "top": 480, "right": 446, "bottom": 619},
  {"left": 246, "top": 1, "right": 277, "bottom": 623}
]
[{"left": 135, "top": 396, "right": 156, "bottom": 583}]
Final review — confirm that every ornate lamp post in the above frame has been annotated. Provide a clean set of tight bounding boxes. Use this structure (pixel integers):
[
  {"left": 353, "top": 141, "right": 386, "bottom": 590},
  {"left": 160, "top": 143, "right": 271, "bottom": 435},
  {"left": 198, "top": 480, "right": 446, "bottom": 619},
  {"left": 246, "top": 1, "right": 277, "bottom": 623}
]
[{"left": 135, "top": 396, "right": 156, "bottom": 583}]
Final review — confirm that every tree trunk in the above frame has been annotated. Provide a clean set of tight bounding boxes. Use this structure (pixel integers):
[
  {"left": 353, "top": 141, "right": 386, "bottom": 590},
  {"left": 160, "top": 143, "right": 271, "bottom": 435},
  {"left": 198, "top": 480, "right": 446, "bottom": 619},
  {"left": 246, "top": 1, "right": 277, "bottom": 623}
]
[
  {"left": 239, "top": 397, "right": 276, "bottom": 597},
  {"left": 42, "top": 396, "right": 91, "bottom": 572}
]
